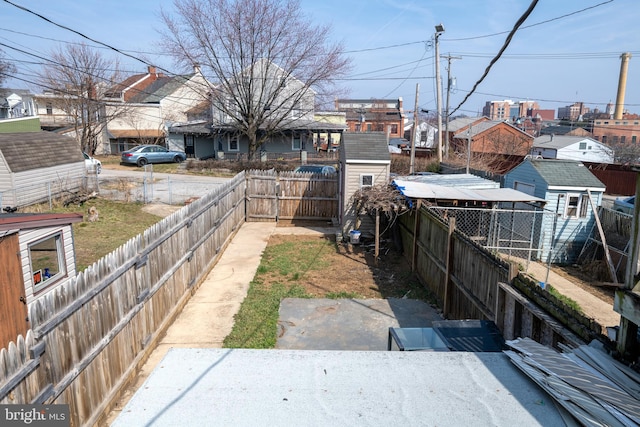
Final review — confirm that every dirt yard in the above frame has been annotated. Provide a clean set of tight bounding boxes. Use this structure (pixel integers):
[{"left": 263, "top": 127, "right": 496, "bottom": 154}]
[{"left": 263, "top": 233, "right": 437, "bottom": 303}]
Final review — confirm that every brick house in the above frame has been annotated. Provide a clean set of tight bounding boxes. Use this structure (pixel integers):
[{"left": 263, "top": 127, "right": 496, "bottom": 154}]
[{"left": 335, "top": 98, "right": 405, "bottom": 139}]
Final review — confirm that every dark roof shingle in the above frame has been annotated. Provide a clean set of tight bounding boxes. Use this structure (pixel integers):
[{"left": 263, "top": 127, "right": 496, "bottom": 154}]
[{"left": 0, "top": 132, "right": 83, "bottom": 172}]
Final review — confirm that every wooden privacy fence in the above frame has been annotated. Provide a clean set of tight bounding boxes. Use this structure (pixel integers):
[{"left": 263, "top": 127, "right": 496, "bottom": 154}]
[
  {"left": 0, "top": 172, "right": 246, "bottom": 427},
  {"left": 246, "top": 169, "right": 339, "bottom": 222},
  {"left": 399, "top": 204, "right": 602, "bottom": 348}
]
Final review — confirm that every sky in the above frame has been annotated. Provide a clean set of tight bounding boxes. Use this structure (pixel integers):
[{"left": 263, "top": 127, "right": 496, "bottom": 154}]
[{"left": 1, "top": 0, "right": 638, "bottom": 119}]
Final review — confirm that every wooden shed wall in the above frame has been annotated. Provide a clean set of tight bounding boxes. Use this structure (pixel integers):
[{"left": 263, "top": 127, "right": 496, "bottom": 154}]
[{"left": 341, "top": 162, "right": 389, "bottom": 232}]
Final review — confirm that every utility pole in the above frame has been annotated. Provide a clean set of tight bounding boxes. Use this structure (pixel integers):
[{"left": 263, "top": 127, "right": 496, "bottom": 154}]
[
  {"left": 410, "top": 83, "right": 419, "bottom": 175},
  {"left": 434, "top": 24, "right": 445, "bottom": 163},
  {"left": 443, "top": 54, "right": 461, "bottom": 160}
]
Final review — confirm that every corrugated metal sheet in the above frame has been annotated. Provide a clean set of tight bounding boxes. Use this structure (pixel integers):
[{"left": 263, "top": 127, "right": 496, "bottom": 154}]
[{"left": 393, "top": 179, "right": 545, "bottom": 203}]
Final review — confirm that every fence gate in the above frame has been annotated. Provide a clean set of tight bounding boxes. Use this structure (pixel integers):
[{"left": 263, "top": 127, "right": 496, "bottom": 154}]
[
  {"left": 246, "top": 170, "right": 339, "bottom": 222},
  {"left": 246, "top": 169, "right": 278, "bottom": 221}
]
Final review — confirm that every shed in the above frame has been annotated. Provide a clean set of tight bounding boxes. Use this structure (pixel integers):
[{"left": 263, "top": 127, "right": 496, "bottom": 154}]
[
  {"left": 0, "top": 132, "right": 86, "bottom": 209},
  {"left": 504, "top": 159, "right": 606, "bottom": 263},
  {"left": 0, "top": 212, "right": 83, "bottom": 349},
  {"left": 339, "top": 132, "right": 390, "bottom": 234}
]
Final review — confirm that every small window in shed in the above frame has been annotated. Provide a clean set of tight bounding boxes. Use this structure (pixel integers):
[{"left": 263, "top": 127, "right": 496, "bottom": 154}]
[
  {"left": 564, "top": 193, "right": 589, "bottom": 218},
  {"left": 29, "top": 233, "right": 65, "bottom": 292},
  {"left": 360, "top": 174, "right": 374, "bottom": 188}
]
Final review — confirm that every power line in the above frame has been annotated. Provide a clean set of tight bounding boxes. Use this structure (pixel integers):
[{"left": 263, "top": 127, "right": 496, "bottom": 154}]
[{"left": 450, "top": 0, "right": 540, "bottom": 116}]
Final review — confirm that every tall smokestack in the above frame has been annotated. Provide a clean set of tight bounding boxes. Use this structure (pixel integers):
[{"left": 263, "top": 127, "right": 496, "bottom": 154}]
[{"left": 614, "top": 52, "right": 632, "bottom": 120}]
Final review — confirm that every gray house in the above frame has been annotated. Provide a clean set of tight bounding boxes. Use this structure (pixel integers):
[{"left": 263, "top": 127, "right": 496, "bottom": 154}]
[
  {"left": 504, "top": 159, "right": 606, "bottom": 263},
  {"left": 530, "top": 135, "right": 614, "bottom": 164},
  {"left": 340, "top": 132, "right": 391, "bottom": 235},
  {"left": 167, "top": 59, "right": 346, "bottom": 159},
  {"left": 0, "top": 132, "right": 86, "bottom": 209}
]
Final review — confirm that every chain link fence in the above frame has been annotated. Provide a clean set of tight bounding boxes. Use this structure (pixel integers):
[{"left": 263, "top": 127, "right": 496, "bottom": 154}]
[
  {"left": 429, "top": 205, "right": 552, "bottom": 268},
  {"left": 99, "top": 167, "right": 224, "bottom": 205},
  {"left": 0, "top": 174, "right": 100, "bottom": 211}
]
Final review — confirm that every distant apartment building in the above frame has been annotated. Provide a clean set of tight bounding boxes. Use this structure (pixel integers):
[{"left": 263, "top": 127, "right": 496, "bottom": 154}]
[
  {"left": 335, "top": 98, "right": 405, "bottom": 139},
  {"left": 557, "top": 102, "right": 590, "bottom": 121},
  {"left": 482, "top": 100, "right": 540, "bottom": 121}
]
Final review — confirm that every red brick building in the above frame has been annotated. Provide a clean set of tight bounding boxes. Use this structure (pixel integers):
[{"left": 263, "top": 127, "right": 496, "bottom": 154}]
[{"left": 335, "top": 98, "right": 405, "bottom": 139}]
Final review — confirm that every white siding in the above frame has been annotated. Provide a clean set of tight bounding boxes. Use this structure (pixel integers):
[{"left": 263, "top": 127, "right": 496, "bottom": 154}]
[
  {"left": 0, "top": 150, "right": 15, "bottom": 206},
  {"left": 10, "top": 162, "right": 86, "bottom": 207},
  {"left": 20, "top": 224, "right": 77, "bottom": 304}
]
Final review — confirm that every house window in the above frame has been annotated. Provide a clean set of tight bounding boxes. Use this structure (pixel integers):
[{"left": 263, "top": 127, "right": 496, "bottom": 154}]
[
  {"left": 621, "top": 136, "right": 626, "bottom": 144},
  {"left": 360, "top": 174, "right": 374, "bottom": 188},
  {"left": 366, "top": 123, "right": 372, "bottom": 132},
  {"left": 633, "top": 136, "right": 637, "bottom": 144},
  {"left": 46, "top": 103, "right": 53, "bottom": 115},
  {"left": 613, "top": 136, "right": 619, "bottom": 144},
  {"left": 563, "top": 193, "right": 589, "bottom": 218},
  {"left": 292, "top": 135, "right": 302, "bottom": 150},
  {"left": 29, "top": 233, "right": 65, "bottom": 292},
  {"left": 390, "top": 124, "right": 398, "bottom": 135},
  {"left": 579, "top": 142, "right": 587, "bottom": 150},
  {"left": 355, "top": 124, "right": 361, "bottom": 132},
  {"left": 602, "top": 136, "right": 607, "bottom": 144},
  {"left": 228, "top": 135, "right": 239, "bottom": 151}
]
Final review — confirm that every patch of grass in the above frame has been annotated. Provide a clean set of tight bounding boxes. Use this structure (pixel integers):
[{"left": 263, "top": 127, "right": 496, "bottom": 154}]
[
  {"left": 547, "top": 285, "right": 583, "bottom": 314},
  {"left": 326, "top": 291, "right": 362, "bottom": 299},
  {"left": 27, "top": 198, "right": 163, "bottom": 271},
  {"left": 259, "top": 239, "right": 331, "bottom": 279},
  {"left": 223, "top": 238, "right": 336, "bottom": 349},
  {"left": 223, "top": 281, "right": 310, "bottom": 348}
]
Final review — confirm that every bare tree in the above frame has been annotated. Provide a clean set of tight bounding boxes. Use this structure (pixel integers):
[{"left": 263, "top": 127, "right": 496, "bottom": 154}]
[
  {"left": 0, "top": 50, "right": 16, "bottom": 85},
  {"left": 35, "top": 43, "right": 126, "bottom": 154},
  {"left": 161, "top": 0, "right": 351, "bottom": 159}
]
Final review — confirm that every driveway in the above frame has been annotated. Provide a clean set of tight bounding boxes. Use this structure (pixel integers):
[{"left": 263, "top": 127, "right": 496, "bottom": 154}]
[{"left": 98, "top": 168, "right": 232, "bottom": 205}]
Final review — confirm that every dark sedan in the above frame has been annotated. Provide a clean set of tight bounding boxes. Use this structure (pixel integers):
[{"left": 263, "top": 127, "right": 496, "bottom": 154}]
[{"left": 121, "top": 145, "right": 187, "bottom": 167}]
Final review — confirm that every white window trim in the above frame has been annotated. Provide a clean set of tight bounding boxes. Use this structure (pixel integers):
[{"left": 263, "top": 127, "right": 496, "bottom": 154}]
[
  {"left": 360, "top": 173, "right": 374, "bottom": 188},
  {"left": 29, "top": 232, "right": 65, "bottom": 292},
  {"left": 562, "top": 192, "right": 587, "bottom": 219},
  {"left": 228, "top": 135, "right": 239, "bottom": 152}
]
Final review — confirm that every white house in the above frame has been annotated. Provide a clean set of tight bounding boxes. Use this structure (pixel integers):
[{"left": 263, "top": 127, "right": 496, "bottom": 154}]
[
  {"left": 104, "top": 65, "right": 210, "bottom": 155},
  {"left": 530, "top": 135, "right": 614, "bottom": 164}
]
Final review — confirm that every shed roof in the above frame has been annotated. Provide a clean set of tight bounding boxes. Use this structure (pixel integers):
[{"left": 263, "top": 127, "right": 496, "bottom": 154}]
[
  {"left": 342, "top": 132, "right": 390, "bottom": 162},
  {"left": 395, "top": 173, "right": 499, "bottom": 189},
  {"left": 0, "top": 212, "right": 83, "bottom": 232},
  {"left": 524, "top": 159, "right": 606, "bottom": 189},
  {"left": 0, "top": 132, "right": 83, "bottom": 173}
]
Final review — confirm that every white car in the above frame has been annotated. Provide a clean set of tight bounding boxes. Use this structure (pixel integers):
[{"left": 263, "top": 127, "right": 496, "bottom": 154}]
[{"left": 83, "top": 152, "right": 102, "bottom": 174}]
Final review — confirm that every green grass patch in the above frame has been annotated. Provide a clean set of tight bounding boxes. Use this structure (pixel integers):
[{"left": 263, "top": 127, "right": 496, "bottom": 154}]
[
  {"left": 547, "top": 285, "right": 583, "bottom": 314},
  {"left": 326, "top": 291, "right": 362, "bottom": 299},
  {"left": 223, "top": 281, "right": 310, "bottom": 348},
  {"left": 223, "top": 238, "right": 336, "bottom": 349},
  {"left": 27, "top": 198, "right": 163, "bottom": 271},
  {"left": 259, "top": 239, "right": 331, "bottom": 278}
]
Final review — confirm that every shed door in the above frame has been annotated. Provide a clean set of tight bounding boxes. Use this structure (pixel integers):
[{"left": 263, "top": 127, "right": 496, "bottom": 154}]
[{"left": 0, "top": 233, "right": 29, "bottom": 349}]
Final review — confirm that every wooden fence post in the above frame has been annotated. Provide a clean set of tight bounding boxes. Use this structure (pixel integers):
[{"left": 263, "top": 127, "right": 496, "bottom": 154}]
[
  {"left": 443, "top": 217, "right": 455, "bottom": 318},
  {"left": 411, "top": 200, "right": 421, "bottom": 272}
]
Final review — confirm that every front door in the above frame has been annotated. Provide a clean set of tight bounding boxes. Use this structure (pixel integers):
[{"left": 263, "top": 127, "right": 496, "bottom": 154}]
[{"left": 0, "top": 233, "right": 29, "bottom": 349}]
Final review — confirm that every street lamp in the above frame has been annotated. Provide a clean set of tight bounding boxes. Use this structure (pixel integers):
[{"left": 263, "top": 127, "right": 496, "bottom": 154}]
[{"left": 435, "top": 24, "right": 445, "bottom": 163}]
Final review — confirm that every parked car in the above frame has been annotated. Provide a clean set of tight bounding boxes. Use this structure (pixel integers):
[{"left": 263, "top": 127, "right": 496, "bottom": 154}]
[
  {"left": 614, "top": 195, "right": 635, "bottom": 215},
  {"left": 83, "top": 152, "right": 102, "bottom": 174},
  {"left": 293, "top": 165, "right": 337, "bottom": 174},
  {"left": 121, "top": 145, "right": 187, "bottom": 167}
]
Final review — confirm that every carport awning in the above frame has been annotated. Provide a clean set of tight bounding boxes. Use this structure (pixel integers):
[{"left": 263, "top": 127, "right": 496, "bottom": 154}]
[
  {"left": 108, "top": 129, "right": 164, "bottom": 139},
  {"left": 393, "top": 179, "right": 545, "bottom": 203}
]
